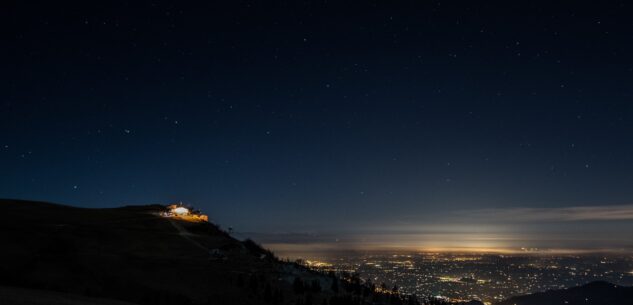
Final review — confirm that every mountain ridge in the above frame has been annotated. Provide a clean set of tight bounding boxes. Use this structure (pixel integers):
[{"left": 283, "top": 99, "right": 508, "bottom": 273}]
[{"left": 495, "top": 279, "right": 633, "bottom": 305}]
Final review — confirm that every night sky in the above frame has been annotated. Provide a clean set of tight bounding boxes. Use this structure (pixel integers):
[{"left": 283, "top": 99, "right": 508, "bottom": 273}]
[{"left": 3, "top": 2, "right": 633, "bottom": 253}]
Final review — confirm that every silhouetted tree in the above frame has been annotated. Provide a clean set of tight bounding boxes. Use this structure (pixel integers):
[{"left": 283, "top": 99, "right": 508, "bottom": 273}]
[
  {"left": 249, "top": 273, "right": 258, "bottom": 292},
  {"left": 311, "top": 279, "right": 322, "bottom": 293},
  {"left": 392, "top": 285, "right": 399, "bottom": 294},
  {"left": 330, "top": 278, "right": 339, "bottom": 293},
  {"left": 329, "top": 295, "right": 360, "bottom": 305},
  {"left": 264, "top": 282, "right": 273, "bottom": 302},
  {"left": 236, "top": 274, "right": 245, "bottom": 288},
  {"left": 407, "top": 294, "right": 420, "bottom": 305},
  {"left": 293, "top": 277, "right": 305, "bottom": 294},
  {"left": 273, "top": 288, "right": 284, "bottom": 304}
]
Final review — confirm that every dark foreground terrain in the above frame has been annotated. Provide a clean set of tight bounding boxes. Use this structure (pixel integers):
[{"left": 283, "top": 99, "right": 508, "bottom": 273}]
[
  {"left": 0, "top": 199, "right": 631, "bottom": 305},
  {"left": 497, "top": 281, "right": 633, "bottom": 305},
  {"left": 0, "top": 199, "right": 328, "bottom": 305}
]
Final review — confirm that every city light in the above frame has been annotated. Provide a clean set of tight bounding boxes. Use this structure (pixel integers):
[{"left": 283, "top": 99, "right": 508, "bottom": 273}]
[{"left": 301, "top": 252, "right": 633, "bottom": 304}]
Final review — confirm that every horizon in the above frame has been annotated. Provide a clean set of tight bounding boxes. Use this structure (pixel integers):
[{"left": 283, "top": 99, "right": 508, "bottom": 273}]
[{"left": 5, "top": 197, "right": 633, "bottom": 255}]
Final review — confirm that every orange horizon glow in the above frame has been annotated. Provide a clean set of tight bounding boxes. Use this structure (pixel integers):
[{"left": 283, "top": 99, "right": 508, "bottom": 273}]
[{"left": 264, "top": 242, "right": 632, "bottom": 258}]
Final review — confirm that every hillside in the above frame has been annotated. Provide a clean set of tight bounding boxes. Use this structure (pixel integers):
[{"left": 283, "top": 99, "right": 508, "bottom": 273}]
[
  {"left": 496, "top": 281, "right": 633, "bottom": 305},
  {"left": 0, "top": 285, "right": 138, "bottom": 305},
  {"left": 0, "top": 199, "right": 331, "bottom": 305}
]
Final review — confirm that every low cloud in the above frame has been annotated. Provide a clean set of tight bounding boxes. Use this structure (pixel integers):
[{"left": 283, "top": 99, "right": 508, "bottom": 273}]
[
  {"left": 461, "top": 204, "right": 633, "bottom": 222},
  {"left": 248, "top": 204, "right": 633, "bottom": 257}
]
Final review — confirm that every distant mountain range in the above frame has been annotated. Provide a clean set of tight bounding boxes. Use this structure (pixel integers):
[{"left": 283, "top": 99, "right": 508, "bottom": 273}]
[
  {"left": 496, "top": 280, "right": 633, "bottom": 305},
  {"left": 0, "top": 199, "right": 630, "bottom": 305}
]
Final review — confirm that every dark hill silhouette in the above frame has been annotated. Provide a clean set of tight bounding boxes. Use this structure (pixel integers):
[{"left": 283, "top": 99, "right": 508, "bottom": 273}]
[
  {"left": 496, "top": 281, "right": 633, "bottom": 305},
  {"left": 0, "top": 199, "right": 325, "bottom": 305}
]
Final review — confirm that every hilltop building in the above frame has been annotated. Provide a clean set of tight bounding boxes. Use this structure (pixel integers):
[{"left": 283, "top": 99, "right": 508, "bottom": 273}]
[{"left": 161, "top": 203, "right": 209, "bottom": 222}]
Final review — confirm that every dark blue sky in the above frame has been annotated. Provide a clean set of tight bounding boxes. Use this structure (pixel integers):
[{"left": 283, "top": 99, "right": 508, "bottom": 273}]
[{"left": 2, "top": 1, "right": 633, "bottom": 251}]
